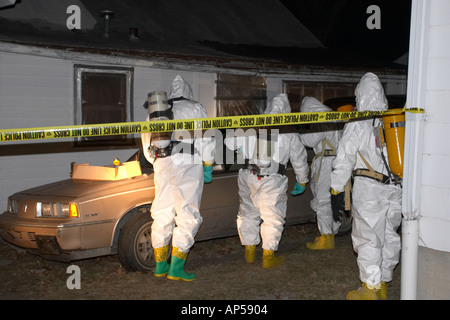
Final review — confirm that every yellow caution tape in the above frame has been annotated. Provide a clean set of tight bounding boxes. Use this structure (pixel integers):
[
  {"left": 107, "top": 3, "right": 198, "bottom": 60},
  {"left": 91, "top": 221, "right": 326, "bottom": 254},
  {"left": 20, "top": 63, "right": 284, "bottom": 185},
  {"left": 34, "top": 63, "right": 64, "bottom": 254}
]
[
  {"left": 0, "top": 109, "right": 424, "bottom": 142},
  {"left": 402, "top": 107, "right": 425, "bottom": 114}
]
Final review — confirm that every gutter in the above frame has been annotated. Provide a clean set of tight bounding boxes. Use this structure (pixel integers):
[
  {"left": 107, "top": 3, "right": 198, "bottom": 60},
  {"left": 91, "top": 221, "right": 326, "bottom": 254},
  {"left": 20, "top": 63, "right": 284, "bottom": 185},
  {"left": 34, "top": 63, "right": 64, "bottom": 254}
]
[
  {"left": 400, "top": 0, "right": 429, "bottom": 300},
  {"left": 0, "top": 40, "right": 407, "bottom": 82}
]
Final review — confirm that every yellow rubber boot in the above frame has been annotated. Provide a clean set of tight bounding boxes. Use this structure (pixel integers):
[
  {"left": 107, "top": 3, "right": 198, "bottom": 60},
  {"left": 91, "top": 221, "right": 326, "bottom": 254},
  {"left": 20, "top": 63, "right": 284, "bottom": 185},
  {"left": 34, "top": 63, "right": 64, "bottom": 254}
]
[
  {"left": 245, "top": 245, "right": 256, "bottom": 264},
  {"left": 377, "top": 282, "right": 388, "bottom": 300},
  {"left": 262, "top": 249, "right": 285, "bottom": 269},
  {"left": 306, "top": 234, "right": 335, "bottom": 250},
  {"left": 153, "top": 245, "right": 170, "bottom": 277},
  {"left": 346, "top": 283, "right": 380, "bottom": 300}
]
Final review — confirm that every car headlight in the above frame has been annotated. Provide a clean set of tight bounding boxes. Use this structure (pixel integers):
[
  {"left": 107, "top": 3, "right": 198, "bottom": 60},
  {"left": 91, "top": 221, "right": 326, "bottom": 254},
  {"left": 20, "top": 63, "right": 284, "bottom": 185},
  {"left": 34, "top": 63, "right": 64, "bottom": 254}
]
[{"left": 36, "top": 202, "right": 79, "bottom": 218}]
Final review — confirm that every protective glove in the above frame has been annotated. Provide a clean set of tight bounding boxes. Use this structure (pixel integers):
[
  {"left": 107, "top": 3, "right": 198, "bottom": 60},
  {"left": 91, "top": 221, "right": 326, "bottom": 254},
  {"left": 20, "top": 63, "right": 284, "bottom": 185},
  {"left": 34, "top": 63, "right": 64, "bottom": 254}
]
[
  {"left": 203, "top": 164, "right": 213, "bottom": 183},
  {"left": 291, "top": 182, "right": 306, "bottom": 196},
  {"left": 330, "top": 188, "right": 345, "bottom": 222}
]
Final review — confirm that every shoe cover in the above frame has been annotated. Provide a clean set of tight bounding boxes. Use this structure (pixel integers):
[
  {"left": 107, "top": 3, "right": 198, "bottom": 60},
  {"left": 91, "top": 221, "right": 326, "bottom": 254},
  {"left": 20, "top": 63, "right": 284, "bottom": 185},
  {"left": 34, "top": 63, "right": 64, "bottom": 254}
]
[
  {"left": 245, "top": 245, "right": 256, "bottom": 264},
  {"left": 346, "top": 283, "right": 380, "bottom": 300},
  {"left": 262, "top": 249, "right": 285, "bottom": 269},
  {"left": 306, "top": 234, "right": 335, "bottom": 250}
]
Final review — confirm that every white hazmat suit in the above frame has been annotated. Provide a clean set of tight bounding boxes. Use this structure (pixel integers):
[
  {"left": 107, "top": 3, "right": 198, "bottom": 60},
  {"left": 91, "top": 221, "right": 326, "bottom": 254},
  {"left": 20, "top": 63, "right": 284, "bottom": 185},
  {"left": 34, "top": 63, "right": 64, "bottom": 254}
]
[
  {"left": 141, "top": 75, "right": 215, "bottom": 281},
  {"left": 225, "top": 93, "right": 309, "bottom": 267},
  {"left": 330, "top": 73, "right": 402, "bottom": 299},
  {"left": 300, "top": 97, "right": 342, "bottom": 246}
]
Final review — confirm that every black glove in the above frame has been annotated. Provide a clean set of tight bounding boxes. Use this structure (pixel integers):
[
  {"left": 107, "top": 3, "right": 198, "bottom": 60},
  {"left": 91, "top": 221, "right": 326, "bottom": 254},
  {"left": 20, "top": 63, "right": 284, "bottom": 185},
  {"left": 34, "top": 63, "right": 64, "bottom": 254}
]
[{"left": 331, "top": 190, "right": 345, "bottom": 222}]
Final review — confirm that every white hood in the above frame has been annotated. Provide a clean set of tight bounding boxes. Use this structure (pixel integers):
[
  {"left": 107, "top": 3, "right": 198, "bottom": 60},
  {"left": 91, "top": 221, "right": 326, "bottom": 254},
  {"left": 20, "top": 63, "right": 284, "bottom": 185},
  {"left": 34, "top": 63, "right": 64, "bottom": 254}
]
[
  {"left": 168, "top": 75, "right": 194, "bottom": 100},
  {"left": 300, "top": 96, "right": 332, "bottom": 113},
  {"left": 265, "top": 93, "right": 291, "bottom": 114},
  {"left": 355, "top": 72, "right": 388, "bottom": 112}
]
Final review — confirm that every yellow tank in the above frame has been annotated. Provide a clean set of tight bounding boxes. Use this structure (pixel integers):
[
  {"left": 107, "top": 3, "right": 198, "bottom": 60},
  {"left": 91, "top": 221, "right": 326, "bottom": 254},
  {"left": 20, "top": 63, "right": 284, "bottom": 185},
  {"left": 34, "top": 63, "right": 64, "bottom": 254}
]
[
  {"left": 383, "top": 109, "right": 405, "bottom": 178},
  {"left": 337, "top": 104, "right": 354, "bottom": 112},
  {"left": 148, "top": 91, "right": 171, "bottom": 149}
]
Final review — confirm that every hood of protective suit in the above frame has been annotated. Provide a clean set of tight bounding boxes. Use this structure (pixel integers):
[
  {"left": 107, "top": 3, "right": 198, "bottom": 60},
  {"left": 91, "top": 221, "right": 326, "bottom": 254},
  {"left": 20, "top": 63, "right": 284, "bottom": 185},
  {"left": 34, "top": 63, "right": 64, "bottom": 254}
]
[
  {"left": 300, "top": 96, "right": 331, "bottom": 113},
  {"left": 355, "top": 72, "right": 388, "bottom": 112},
  {"left": 168, "top": 75, "right": 194, "bottom": 100},
  {"left": 265, "top": 93, "right": 291, "bottom": 114}
]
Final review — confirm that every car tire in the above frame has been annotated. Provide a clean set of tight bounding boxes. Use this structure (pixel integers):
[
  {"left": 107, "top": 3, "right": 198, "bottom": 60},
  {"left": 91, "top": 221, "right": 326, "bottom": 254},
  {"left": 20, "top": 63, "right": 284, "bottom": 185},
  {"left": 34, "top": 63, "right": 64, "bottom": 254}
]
[{"left": 118, "top": 213, "right": 154, "bottom": 272}]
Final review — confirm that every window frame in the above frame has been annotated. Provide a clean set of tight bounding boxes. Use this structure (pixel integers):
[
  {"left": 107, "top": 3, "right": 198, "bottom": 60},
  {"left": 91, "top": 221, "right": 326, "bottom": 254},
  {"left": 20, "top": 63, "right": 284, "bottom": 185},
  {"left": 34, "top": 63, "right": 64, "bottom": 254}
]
[
  {"left": 73, "top": 64, "right": 134, "bottom": 146},
  {"left": 283, "top": 80, "right": 358, "bottom": 112},
  {"left": 215, "top": 73, "right": 267, "bottom": 117}
]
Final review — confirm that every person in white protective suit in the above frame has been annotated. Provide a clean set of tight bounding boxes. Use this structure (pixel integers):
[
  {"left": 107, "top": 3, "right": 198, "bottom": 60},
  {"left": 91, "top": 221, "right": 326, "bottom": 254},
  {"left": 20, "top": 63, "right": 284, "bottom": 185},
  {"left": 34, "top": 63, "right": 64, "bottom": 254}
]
[
  {"left": 330, "top": 72, "right": 402, "bottom": 300},
  {"left": 141, "top": 75, "right": 215, "bottom": 281},
  {"left": 299, "top": 97, "right": 342, "bottom": 250},
  {"left": 225, "top": 93, "right": 309, "bottom": 268}
]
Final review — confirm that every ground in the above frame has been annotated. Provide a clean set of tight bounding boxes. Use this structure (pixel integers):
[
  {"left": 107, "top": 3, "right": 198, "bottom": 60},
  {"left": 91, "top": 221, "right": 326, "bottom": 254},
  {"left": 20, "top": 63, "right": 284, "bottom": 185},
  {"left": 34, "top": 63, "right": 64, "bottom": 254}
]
[{"left": 0, "top": 222, "right": 401, "bottom": 301}]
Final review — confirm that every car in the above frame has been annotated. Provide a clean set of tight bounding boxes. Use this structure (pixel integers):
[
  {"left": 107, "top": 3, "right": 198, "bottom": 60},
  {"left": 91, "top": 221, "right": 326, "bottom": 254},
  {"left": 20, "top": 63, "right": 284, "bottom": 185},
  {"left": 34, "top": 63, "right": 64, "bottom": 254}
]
[{"left": 1, "top": 147, "right": 349, "bottom": 272}]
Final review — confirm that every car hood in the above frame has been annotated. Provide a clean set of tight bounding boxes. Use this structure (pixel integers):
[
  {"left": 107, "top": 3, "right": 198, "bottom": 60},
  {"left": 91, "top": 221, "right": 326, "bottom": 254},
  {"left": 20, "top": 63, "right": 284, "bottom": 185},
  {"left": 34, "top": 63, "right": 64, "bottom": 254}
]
[{"left": 15, "top": 175, "right": 154, "bottom": 198}]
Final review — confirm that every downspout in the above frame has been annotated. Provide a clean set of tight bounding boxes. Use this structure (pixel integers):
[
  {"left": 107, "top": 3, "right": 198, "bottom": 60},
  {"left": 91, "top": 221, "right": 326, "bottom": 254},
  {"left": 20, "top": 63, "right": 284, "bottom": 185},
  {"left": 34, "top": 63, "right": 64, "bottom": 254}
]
[{"left": 400, "top": 0, "right": 429, "bottom": 300}]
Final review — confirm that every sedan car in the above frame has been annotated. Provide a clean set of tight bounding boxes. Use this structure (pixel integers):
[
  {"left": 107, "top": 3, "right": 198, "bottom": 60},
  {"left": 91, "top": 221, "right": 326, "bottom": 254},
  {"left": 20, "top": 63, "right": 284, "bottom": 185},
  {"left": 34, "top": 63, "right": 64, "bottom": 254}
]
[{"left": 0, "top": 146, "right": 352, "bottom": 272}]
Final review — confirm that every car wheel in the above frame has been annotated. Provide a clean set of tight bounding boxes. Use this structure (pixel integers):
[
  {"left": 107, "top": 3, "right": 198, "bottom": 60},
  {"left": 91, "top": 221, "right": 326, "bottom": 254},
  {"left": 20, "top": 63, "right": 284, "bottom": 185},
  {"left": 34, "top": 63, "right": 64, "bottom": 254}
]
[{"left": 118, "top": 213, "right": 154, "bottom": 272}]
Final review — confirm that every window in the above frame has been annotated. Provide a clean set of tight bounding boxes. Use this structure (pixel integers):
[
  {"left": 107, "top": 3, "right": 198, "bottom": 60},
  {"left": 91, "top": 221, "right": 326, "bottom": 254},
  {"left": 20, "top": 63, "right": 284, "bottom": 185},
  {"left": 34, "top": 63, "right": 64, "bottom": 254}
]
[
  {"left": 74, "top": 65, "right": 134, "bottom": 146},
  {"left": 216, "top": 74, "right": 267, "bottom": 117},
  {"left": 284, "top": 81, "right": 357, "bottom": 112}
]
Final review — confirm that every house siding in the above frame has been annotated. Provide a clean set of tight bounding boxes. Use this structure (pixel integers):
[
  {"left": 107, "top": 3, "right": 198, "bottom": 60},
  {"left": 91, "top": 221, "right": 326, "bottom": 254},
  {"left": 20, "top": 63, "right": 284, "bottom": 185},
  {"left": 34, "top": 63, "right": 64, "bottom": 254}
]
[
  {"left": 406, "top": 0, "right": 450, "bottom": 299},
  {"left": 417, "top": 0, "right": 450, "bottom": 253},
  {"left": 0, "top": 52, "right": 73, "bottom": 128}
]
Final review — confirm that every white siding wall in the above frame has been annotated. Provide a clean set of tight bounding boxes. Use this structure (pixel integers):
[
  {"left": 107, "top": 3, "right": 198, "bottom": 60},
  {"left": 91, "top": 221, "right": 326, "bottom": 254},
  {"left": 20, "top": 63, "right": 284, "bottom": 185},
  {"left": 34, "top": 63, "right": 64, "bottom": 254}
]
[
  {"left": 0, "top": 52, "right": 73, "bottom": 129},
  {"left": 417, "top": 0, "right": 450, "bottom": 253},
  {"left": 0, "top": 52, "right": 90, "bottom": 211}
]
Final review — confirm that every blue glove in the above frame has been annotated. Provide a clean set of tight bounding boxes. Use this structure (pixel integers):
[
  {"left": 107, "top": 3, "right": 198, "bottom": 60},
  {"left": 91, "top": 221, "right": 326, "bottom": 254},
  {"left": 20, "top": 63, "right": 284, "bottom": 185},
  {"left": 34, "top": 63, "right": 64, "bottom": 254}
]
[
  {"left": 203, "top": 165, "right": 213, "bottom": 183},
  {"left": 291, "top": 182, "right": 306, "bottom": 196}
]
